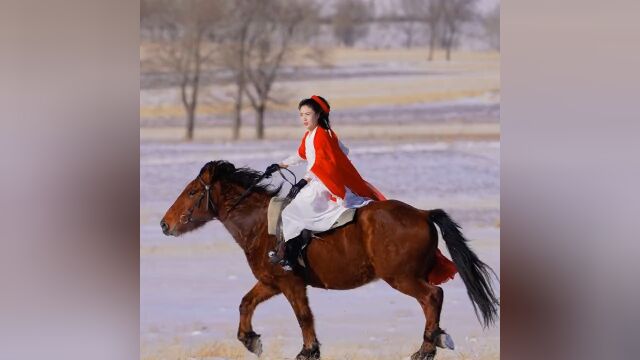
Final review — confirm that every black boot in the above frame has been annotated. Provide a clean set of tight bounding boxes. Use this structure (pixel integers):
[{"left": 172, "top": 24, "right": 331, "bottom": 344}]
[
  {"left": 268, "top": 241, "right": 286, "bottom": 264},
  {"left": 268, "top": 241, "right": 294, "bottom": 271}
]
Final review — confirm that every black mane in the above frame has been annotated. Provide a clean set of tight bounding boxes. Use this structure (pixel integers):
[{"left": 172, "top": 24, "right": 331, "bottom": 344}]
[{"left": 199, "top": 160, "right": 283, "bottom": 197}]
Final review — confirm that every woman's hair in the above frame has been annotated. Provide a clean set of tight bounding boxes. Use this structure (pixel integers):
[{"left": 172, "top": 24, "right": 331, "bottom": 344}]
[{"left": 299, "top": 96, "right": 331, "bottom": 130}]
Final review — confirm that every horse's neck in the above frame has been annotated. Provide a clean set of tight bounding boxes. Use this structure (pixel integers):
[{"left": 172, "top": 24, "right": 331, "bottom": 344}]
[{"left": 219, "top": 190, "right": 270, "bottom": 252}]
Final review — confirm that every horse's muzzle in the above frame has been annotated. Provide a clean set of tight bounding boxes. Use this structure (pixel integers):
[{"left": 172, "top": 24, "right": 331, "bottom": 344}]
[{"left": 160, "top": 220, "right": 170, "bottom": 235}]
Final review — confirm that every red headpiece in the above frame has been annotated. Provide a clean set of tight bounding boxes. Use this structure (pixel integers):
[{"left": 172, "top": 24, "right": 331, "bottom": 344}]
[{"left": 311, "top": 95, "right": 330, "bottom": 114}]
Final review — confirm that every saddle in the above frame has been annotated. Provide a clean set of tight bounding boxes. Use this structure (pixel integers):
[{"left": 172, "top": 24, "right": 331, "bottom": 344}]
[
  {"left": 267, "top": 197, "right": 356, "bottom": 236},
  {"left": 267, "top": 197, "right": 356, "bottom": 268}
]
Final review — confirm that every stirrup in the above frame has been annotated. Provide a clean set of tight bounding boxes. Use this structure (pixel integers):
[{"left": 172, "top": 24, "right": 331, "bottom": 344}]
[
  {"left": 268, "top": 240, "right": 286, "bottom": 264},
  {"left": 268, "top": 250, "right": 282, "bottom": 264}
]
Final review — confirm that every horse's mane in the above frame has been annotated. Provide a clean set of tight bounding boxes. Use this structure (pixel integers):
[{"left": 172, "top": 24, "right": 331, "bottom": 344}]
[{"left": 199, "top": 160, "right": 283, "bottom": 197}]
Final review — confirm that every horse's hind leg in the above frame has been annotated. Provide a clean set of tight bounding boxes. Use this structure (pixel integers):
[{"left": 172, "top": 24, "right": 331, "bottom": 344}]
[
  {"left": 237, "top": 281, "right": 281, "bottom": 356},
  {"left": 280, "top": 279, "right": 320, "bottom": 360},
  {"left": 384, "top": 276, "right": 450, "bottom": 360}
]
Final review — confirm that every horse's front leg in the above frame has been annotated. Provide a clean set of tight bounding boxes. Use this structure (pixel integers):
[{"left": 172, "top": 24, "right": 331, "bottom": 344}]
[
  {"left": 237, "top": 281, "right": 281, "bottom": 356},
  {"left": 281, "top": 279, "right": 321, "bottom": 360}
]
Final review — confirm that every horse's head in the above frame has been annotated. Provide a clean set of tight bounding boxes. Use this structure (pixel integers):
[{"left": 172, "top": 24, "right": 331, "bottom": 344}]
[{"left": 160, "top": 160, "right": 236, "bottom": 236}]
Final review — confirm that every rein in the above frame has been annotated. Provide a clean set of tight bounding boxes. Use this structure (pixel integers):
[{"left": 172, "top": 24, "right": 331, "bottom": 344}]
[
  {"left": 277, "top": 167, "right": 297, "bottom": 186},
  {"left": 227, "top": 167, "right": 297, "bottom": 212},
  {"left": 180, "top": 167, "right": 297, "bottom": 224},
  {"left": 227, "top": 173, "right": 269, "bottom": 213}
]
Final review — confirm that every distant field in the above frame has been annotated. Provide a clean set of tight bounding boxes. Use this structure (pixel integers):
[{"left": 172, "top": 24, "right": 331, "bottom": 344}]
[{"left": 140, "top": 47, "right": 500, "bottom": 140}]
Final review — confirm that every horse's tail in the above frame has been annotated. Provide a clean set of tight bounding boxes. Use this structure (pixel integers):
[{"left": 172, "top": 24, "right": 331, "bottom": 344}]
[{"left": 428, "top": 209, "right": 500, "bottom": 328}]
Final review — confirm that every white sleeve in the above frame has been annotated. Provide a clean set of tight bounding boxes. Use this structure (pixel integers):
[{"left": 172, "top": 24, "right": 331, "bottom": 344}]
[
  {"left": 338, "top": 139, "right": 349, "bottom": 156},
  {"left": 281, "top": 153, "right": 305, "bottom": 167},
  {"left": 303, "top": 170, "right": 316, "bottom": 181}
]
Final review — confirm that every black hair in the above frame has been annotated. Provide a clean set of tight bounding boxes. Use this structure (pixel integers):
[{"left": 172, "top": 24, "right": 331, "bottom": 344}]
[{"left": 298, "top": 96, "right": 331, "bottom": 130}]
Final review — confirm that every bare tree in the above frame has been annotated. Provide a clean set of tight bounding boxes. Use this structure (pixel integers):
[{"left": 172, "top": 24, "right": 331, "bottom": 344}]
[
  {"left": 144, "top": 0, "right": 226, "bottom": 140},
  {"left": 400, "top": 0, "right": 419, "bottom": 48},
  {"left": 219, "top": 0, "right": 256, "bottom": 140},
  {"left": 482, "top": 4, "right": 500, "bottom": 51},
  {"left": 333, "top": 0, "right": 372, "bottom": 47},
  {"left": 141, "top": 0, "right": 179, "bottom": 40},
  {"left": 441, "top": 0, "right": 478, "bottom": 61},
  {"left": 401, "top": 0, "right": 444, "bottom": 60},
  {"left": 400, "top": 0, "right": 421, "bottom": 49},
  {"left": 242, "top": 0, "right": 316, "bottom": 139},
  {"left": 424, "top": 0, "right": 445, "bottom": 61}
]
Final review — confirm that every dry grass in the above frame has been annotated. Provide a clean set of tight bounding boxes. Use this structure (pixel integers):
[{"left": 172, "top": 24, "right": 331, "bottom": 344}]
[
  {"left": 140, "top": 88, "right": 498, "bottom": 119},
  {"left": 141, "top": 339, "right": 499, "bottom": 360},
  {"left": 141, "top": 340, "right": 249, "bottom": 360},
  {"left": 141, "top": 339, "right": 285, "bottom": 360},
  {"left": 327, "top": 48, "right": 499, "bottom": 65},
  {"left": 139, "top": 122, "right": 500, "bottom": 142}
]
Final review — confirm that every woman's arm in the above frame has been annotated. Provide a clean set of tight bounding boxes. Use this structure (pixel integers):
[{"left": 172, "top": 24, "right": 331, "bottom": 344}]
[{"left": 279, "top": 153, "right": 305, "bottom": 168}]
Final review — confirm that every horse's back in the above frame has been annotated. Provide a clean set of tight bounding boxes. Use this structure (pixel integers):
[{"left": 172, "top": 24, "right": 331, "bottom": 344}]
[
  {"left": 358, "top": 199, "right": 429, "bottom": 234},
  {"left": 357, "top": 200, "right": 436, "bottom": 278}
]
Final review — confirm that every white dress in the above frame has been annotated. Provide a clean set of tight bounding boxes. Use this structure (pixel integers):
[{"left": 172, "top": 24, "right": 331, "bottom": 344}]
[{"left": 280, "top": 127, "right": 373, "bottom": 241}]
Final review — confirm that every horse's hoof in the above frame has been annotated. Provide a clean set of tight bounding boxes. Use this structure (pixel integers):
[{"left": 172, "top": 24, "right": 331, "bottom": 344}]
[
  {"left": 296, "top": 341, "right": 320, "bottom": 360},
  {"left": 435, "top": 332, "right": 455, "bottom": 350},
  {"left": 411, "top": 350, "right": 436, "bottom": 360},
  {"left": 249, "top": 336, "right": 263, "bottom": 356},
  {"left": 239, "top": 331, "right": 263, "bottom": 356},
  {"left": 296, "top": 352, "right": 320, "bottom": 360}
]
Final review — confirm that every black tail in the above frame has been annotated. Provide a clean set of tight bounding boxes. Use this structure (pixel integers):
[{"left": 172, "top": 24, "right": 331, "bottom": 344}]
[{"left": 429, "top": 209, "right": 499, "bottom": 328}]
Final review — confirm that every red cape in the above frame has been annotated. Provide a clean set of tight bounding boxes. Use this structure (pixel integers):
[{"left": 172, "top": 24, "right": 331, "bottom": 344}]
[
  {"left": 298, "top": 128, "right": 384, "bottom": 201},
  {"left": 298, "top": 127, "right": 457, "bottom": 285}
]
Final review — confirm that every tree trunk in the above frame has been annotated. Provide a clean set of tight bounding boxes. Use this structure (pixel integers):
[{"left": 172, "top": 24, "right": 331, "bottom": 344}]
[
  {"left": 181, "top": 76, "right": 198, "bottom": 141},
  {"left": 428, "top": 20, "right": 439, "bottom": 61},
  {"left": 186, "top": 106, "right": 195, "bottom": 140},
  {"left": 428, "top": 28, "right": 436, "bottom": 61},
  {"left": 232, "top": 25, "right": 248, "bottom": 141},
  {"left": 405, "top": 22, "right": 414, "bottom": 48},
  {"left": 180, "top": 81, "right": 194, "bottom": 141},
  {"left": 445, "top": 27, "right": 455, "bottom": 61},
  {"left": 232, "top": 84, "right": 243, "bottom": 140},
  {"left": 256, "top": 104, "right": 265, "bottom": 140}
]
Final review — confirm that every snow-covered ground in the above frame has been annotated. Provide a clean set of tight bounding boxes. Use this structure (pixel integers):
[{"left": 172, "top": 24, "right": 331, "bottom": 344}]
[{"left": 140, "top": 137, "right": 500, "bottom": 359}]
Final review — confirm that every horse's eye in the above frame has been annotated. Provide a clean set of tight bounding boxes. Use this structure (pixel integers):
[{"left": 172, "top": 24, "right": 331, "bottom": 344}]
[{"left": 188, "top": 190, "right": 196, "bottom": 196}]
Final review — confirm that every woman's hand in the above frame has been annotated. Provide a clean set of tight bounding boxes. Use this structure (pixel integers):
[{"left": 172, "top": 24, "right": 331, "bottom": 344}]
[
  {"left": 264, "top": 163, "right": 281, "bottom": 178},
  {"left": 278, "top": 163, "right": 288, "bottom": 169}
]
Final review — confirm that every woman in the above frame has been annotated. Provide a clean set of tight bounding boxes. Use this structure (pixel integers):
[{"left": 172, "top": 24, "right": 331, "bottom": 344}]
[
  {"left": 265, "top": 95, "right": 383, "bottom": 268},
  {"left": 267, "top": 95, "right": 456, "bottom": 285}
]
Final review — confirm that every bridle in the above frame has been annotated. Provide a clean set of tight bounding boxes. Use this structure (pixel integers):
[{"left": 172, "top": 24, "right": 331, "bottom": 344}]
[
  {"left": 179, "top": 167, "right": 297, "bottom": 225},
  {"left": 179, "top": 177, "right": 218, "bottom": 224}
]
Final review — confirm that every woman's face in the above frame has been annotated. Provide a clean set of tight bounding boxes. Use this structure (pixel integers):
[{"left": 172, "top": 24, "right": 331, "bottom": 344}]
[{"left": 299, "top": 105, "right": 319, "bottom": 131}]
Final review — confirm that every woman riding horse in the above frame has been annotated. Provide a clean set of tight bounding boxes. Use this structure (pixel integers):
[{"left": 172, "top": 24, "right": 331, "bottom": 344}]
[
  {"left": 266, "top": 95, "right": 457, "bottom": 285},
  {"left": 159, "top": 96, "right": 499, "bottom": 360}
]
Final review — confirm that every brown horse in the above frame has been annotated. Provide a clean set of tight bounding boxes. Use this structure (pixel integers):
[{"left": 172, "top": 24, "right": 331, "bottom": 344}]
[{"left": 161, "top": 160, "right": 499, "bottom": 360}]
